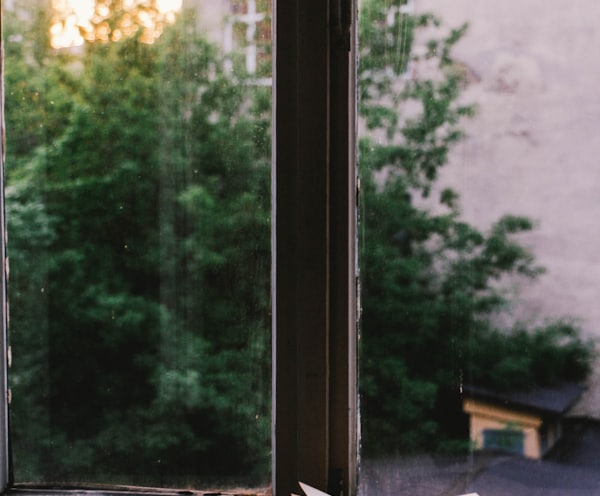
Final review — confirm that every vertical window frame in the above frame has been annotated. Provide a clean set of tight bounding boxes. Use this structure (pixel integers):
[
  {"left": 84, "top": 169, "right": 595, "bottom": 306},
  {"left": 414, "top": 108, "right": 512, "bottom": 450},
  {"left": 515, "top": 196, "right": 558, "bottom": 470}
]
[
  {"left": 272, "top": 1, "right": 358, "bottom": 495},
  {"left": 0, "top": 9, "right": 10, "bottom": 491}
]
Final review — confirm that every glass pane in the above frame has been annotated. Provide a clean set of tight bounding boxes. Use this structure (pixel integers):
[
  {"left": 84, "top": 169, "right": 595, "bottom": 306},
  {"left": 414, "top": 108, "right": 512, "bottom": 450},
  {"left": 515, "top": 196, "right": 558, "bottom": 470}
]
[
  {"left": 5, "top": 0, "right": 271, "bottom": 488},
  {"left": 358, "top": 1, "right": 598, "bottom": 494}
]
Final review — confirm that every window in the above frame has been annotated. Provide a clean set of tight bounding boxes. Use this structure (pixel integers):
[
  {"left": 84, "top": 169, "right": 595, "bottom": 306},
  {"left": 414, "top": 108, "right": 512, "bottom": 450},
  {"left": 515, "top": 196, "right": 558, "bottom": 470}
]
[
  {"left": 0, "top": 1, "right": 358, "bottom": 495},
  {"left": 483, "top": 429, "right": 524, "bottom": 455},
  {"left": 0, "top": 0, "right": 597, "bottom": 495},
  {"left": 357, "top": 2, "right": 599, "bottom": 496},
  {"left": 6, "top": 0, "right": 273, "bottom": 488}
]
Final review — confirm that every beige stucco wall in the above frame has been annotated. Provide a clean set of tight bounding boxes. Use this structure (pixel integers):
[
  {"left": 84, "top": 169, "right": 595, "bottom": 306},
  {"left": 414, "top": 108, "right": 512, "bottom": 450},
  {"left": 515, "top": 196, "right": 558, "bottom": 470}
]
[
  {"left": 415, "top": 0, "right": 600, "bottom": 419},
  {"left": 183, "top": 0, "right": 230, "bottom": 42}
]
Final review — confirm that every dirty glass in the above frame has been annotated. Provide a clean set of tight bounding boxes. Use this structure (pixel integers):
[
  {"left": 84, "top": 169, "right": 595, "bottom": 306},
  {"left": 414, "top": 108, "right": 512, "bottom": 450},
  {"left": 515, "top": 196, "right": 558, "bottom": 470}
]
[
  {"left": 358, "top": 1, "right": 599, "bottom": 495},
  {"left": 4, "top": 0, "right": 271, "bottom": 488}
]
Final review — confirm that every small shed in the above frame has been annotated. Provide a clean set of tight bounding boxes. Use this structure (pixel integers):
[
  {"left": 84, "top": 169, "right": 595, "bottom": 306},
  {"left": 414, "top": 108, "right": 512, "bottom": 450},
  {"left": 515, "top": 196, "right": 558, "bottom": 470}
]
[{"left": 462, "top": 383, "right": 585, "bottom": 459}]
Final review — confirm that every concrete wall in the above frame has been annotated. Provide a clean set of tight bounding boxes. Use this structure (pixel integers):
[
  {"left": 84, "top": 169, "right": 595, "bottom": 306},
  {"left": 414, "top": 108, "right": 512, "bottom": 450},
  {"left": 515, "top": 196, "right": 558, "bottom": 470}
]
[{"left": 414, "top": 0, "right": 600, "bottom": 417}]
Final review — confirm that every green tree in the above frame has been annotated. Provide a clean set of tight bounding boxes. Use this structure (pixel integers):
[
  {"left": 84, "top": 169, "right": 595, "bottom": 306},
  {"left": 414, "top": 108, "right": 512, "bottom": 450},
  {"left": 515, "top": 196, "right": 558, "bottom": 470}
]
[{"left": 6, "top": 10, "right": 271, "bottom": 483}]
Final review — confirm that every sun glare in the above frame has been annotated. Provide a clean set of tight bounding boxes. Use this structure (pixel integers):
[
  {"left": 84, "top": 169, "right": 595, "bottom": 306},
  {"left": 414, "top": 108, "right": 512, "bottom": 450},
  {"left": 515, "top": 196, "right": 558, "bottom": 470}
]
[{"left": 51, "top": 0, "right": 183, "bottom": 48}]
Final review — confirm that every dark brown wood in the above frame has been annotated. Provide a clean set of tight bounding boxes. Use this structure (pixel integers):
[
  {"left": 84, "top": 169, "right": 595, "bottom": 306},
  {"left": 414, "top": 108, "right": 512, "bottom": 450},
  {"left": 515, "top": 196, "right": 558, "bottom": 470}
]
[
  {"left": 273, "top": 0, "right": 357, "bottom": 494},
  {"left": 273, "top": 0, "right": 330, "bottom": 493}
]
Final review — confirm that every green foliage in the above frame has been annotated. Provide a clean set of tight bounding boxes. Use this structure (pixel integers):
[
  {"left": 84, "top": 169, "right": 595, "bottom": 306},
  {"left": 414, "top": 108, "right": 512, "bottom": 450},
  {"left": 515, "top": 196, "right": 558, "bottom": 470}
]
[
  {"left": 6, "top": 11, "right": 270, "bottom": 484},
  {"left": 358, "top": 0, "right": 593, "bottom": 456},
  {"left": 470, "top": 321, "right": 594, "bottom": 391}
]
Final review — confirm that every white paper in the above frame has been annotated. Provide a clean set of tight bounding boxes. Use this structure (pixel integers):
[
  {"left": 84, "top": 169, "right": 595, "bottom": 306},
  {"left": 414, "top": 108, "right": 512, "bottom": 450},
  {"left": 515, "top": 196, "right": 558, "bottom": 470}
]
[{"left": 298, "top": 481, "right": 332, "bottom": 496}]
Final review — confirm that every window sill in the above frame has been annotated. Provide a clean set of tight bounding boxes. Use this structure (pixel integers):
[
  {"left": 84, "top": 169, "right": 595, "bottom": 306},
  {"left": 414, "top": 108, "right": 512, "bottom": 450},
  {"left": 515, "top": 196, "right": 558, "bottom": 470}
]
[{"left": 8, "top": 484, "right": 270, "bottom": 496}]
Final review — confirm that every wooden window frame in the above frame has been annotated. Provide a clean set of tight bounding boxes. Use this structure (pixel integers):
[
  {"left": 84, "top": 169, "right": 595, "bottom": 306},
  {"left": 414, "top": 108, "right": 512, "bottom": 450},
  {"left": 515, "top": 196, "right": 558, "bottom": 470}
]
[{"left": 272, "top": 1, "right": 358, "bottom": 495}]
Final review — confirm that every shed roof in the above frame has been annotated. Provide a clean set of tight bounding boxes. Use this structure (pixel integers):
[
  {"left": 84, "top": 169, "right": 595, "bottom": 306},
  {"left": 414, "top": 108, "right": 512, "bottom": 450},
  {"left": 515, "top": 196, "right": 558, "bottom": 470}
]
[{"left": 463, "top": 383, "right": 586, "bottom": 416}]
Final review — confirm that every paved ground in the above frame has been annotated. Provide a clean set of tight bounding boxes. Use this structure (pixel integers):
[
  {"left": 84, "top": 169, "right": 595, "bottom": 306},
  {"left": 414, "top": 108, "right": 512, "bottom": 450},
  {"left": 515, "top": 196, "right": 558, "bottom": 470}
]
[
  {"left": 360, "top": 425, "right": 600, "bottom": 496},
  {"left": 465, "top": 457, "right": 600, "bottom": 496},
  {"left": 359, "top": 454, "right": 483, "bottom": 496}
]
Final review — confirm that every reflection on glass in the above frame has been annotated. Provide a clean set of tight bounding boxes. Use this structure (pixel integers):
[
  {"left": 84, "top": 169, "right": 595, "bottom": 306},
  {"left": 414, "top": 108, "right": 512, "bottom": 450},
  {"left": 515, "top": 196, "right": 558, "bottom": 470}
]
[
  {"left": 358, "top": 1, "right": 598, "bottom": 495},
  {"left": 5, "top": 0, "right": 271, "bottom": 487}
]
